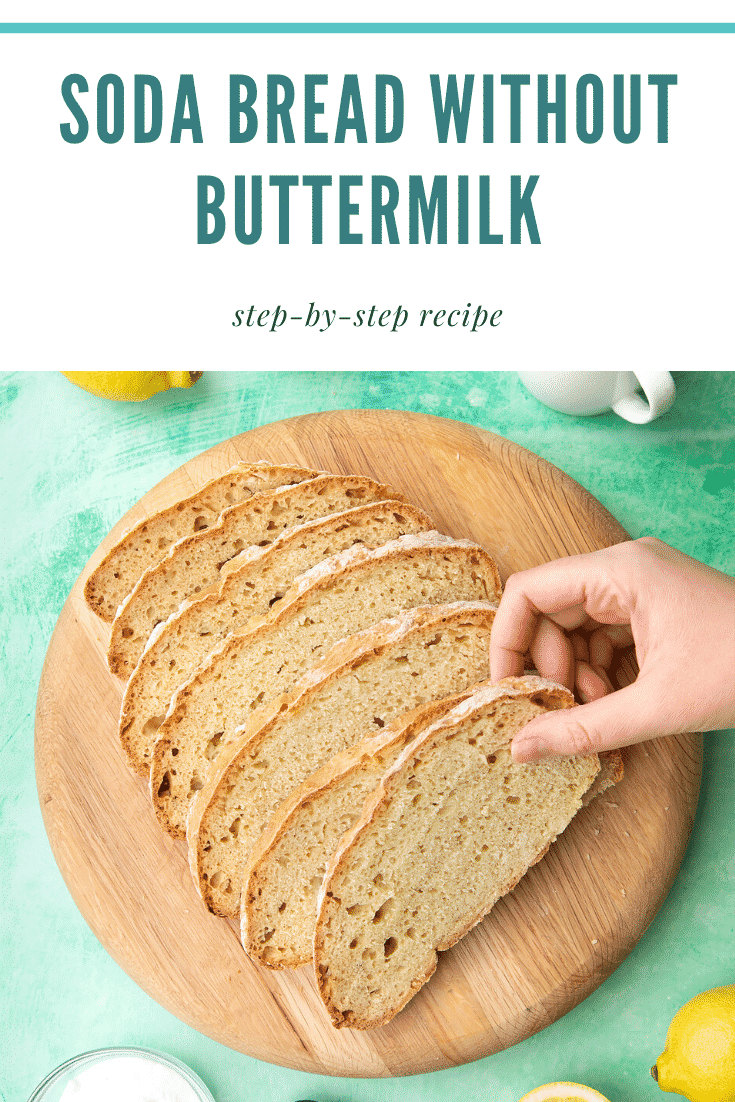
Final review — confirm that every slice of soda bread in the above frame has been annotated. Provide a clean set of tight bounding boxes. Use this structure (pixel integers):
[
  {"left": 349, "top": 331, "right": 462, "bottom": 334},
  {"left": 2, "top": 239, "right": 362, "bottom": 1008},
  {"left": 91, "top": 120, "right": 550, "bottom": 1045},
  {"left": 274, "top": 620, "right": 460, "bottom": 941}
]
[
  {"left": 107, "top": 473, "right": 404, "bottom": 676},
  {"left": 313, "top": 676, "right": 599, "bottom": 1030},
  {"left": 186, "top": 601, "right": 498, "bottom": 920},
  {"left": 85, "top": 462, "right": 320, "bottom": 622},
  {"left": 242, "top": 697, "right": 624, "bottom": 970},
  {"left": 119, "top": 500, "right": 434, "bottom": 777},
  {"left": 151, "top": 537, "right": 501, "bottom": 841},
  {"left": 241, "top": 692, "right": 475, "bottom": 968}
]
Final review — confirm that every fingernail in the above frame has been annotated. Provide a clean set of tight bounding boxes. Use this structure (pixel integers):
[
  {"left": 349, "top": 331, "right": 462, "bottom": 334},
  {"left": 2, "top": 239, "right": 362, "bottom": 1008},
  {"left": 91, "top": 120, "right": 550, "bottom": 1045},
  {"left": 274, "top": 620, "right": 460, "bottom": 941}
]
[{"left": 512, "top": 736, "right": 550, "bottom": 763}]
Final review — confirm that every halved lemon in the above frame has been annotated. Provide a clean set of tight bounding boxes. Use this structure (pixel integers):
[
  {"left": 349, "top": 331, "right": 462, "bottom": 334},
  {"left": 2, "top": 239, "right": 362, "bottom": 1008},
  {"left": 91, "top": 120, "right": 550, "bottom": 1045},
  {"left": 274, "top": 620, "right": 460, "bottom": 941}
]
[{"left": 519, "top": 1085, "right": 611, "bottom": 1102}]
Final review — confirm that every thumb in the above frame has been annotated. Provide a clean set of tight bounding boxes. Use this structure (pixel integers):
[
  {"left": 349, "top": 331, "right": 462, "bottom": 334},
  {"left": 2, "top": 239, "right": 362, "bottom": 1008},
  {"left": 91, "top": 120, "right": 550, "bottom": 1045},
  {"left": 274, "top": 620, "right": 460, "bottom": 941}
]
[{"left": 511, "top": 679, "right": 672, "bottom": 762}]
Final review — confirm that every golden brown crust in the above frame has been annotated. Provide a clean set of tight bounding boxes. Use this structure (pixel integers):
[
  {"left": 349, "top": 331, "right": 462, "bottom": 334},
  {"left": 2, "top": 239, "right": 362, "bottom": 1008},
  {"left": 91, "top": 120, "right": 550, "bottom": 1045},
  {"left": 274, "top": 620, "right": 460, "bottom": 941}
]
[
  {"left": 267, "top": 600, "right": 497, "bottom": 704},
  {"left": 313, "top": 676, "right": 598, "bottom": 1030},
  {"left": 108, "top": 473, "right": 407, "bottom": 676},
  {"left": 318, "top": 676, "right": 579, "bottom": 892},
  {"left": 151, "top": 573, "right": 499, "bottom": 840},
  {"left": 184, "top": 601, "right": 498, "bottom": 909},
  {"left": 319, "top": 953, "right": 439, "bottom": 1030},
  {"left": 84, "top": 463, "right": 321, "bottom": 622},
  {"left": 245, "top": 693, "right": 474, "bottom": 880},
  {"left": 241, "top": 691, "right": 475, "bottom": 968},
  {"left": 118, "top": 499, "right": 435, "bottom": 776},
  {"left": 181, "top": 599, "right": 496, "bottom": 831},
  {"left": 582, "top": 749, "right": 625, "bottom": 805}
]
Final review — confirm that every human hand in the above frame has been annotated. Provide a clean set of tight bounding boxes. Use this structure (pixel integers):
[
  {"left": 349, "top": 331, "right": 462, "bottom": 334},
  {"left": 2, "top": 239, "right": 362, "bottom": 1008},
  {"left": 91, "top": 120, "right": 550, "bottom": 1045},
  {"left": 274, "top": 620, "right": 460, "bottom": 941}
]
[{"left": 489, "top": 537, "right": 735, "bottom": 762}]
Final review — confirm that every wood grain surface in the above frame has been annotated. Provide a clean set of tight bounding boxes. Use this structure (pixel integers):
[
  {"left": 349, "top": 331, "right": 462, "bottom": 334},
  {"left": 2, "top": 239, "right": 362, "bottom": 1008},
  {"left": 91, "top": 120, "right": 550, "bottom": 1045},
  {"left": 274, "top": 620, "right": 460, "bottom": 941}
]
[{"left": 35, "top": 409, "right": 702, "bottom": 1078}]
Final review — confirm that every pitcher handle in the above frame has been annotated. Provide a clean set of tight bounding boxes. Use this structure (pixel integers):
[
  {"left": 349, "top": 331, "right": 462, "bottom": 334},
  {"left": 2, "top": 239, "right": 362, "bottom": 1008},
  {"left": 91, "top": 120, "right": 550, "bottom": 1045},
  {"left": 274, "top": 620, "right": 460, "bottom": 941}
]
[{"left": 612, "top": 371, "right": 676, "bottom": 424}]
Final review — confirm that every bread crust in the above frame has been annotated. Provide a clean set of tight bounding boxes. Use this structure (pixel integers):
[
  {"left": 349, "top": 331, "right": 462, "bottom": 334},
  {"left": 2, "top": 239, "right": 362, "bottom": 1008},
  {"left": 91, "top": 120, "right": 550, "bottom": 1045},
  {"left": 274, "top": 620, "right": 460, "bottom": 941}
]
[
  {"left": 118, "top": 499, "right": 434, "bottom": 776},
  {"left": 84, "top": 463, "right": 320, "bottom": 622},
  {"left": 313, "top": 676, "right": 599, "bottom": 1030},
  {"left": 149, "top": 543, "right": 500, "bottom": 840},
  {"left": 241, "top": 691, "right": 475, "bottom": 968},
  {"left": 184, "top": 602, "right": 498, "bottom": 916},
  {"left": 583, "top": 748, "right": 625, "bottom": 804},
  {"left": 107, "top": 473, "right": 406, "bottom": 676}
]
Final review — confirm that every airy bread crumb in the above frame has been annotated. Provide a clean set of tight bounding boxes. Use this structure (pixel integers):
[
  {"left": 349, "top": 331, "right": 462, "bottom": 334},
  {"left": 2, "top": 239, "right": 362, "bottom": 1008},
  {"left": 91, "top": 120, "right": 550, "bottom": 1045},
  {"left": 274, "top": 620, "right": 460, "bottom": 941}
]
[
  {"left": 242, "top": 692, "right": 475, "bottom": 968},
  {"left": 85, "top": 462, "right": 320, "bottom": 622},
  {"left": 151, "top": 538, "right": 501, "bottom": 841},
  {"left": 107, "top": 473, "right": 404, "bottom": 676},
  {"left": 314, "top": 676, "right": 599, "bottom": 1030},
  {"left": 119, "top": 499, "right": 433, "bottom": 776},
  {"left": 187, "top": 602, "right": 498, "bottom": 920}
]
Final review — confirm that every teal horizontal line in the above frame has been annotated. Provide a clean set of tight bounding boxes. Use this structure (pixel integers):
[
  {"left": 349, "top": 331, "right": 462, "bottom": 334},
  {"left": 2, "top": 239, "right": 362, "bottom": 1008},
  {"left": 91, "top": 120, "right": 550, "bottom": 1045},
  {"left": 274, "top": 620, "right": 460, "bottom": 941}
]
[{"left": 0, "top": 22, "right": 733, "bottom": 33}]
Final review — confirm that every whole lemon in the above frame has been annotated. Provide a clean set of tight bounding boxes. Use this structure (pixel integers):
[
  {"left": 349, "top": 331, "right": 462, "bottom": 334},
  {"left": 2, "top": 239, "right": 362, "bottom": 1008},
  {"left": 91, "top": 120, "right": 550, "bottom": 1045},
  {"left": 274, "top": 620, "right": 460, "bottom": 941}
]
[
  {"left": 62, "top": 371, "right": 201, "bottom": 401},
  {"left": 653, "top": 985, "right": 735, "bottom": 1102}
]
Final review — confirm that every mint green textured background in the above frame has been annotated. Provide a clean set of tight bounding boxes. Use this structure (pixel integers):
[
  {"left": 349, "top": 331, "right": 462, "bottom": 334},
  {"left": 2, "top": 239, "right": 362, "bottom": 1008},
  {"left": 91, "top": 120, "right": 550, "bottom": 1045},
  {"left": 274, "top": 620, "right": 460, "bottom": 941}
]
[{"left": 2, "top": 370, "right": 733, "bottom": 1102}]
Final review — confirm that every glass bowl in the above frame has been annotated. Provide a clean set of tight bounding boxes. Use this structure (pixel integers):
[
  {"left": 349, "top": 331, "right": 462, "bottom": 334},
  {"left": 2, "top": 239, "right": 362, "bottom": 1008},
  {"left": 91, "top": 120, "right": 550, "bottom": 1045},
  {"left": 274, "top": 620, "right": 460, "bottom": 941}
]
[{"left": 27, "top": 1047, "right": 216, "bottom": 1102}]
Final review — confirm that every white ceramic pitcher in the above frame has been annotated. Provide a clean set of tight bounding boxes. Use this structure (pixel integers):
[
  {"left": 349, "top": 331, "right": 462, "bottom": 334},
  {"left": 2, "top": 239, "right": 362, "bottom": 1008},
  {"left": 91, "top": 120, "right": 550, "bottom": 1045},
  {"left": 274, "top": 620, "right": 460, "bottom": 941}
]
[{"left": 517, "top": 371, "right": 676, "bottom": 424}]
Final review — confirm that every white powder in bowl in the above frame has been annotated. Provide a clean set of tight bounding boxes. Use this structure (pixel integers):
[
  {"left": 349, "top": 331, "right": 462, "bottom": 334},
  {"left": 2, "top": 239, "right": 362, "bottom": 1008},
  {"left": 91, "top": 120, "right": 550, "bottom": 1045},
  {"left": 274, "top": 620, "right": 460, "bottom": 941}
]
[{"left": 59, "top": 1055, "right": 204, "bottom": 1102}]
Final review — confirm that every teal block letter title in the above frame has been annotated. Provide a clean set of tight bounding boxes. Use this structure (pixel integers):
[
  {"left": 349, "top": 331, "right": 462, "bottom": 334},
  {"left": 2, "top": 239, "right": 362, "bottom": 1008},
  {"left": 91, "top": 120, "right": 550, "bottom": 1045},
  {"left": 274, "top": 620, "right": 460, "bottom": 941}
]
[{"left": 59, "top": 70, "right": 678, "bottom": 246}]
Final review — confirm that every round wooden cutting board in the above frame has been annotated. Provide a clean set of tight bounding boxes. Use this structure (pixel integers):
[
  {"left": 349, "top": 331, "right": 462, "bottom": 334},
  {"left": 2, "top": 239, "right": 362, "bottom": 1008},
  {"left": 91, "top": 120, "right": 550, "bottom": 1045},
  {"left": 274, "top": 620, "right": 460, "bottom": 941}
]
[{"left": 36, "top": 409, "right": 702, "bottom": 1078}]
